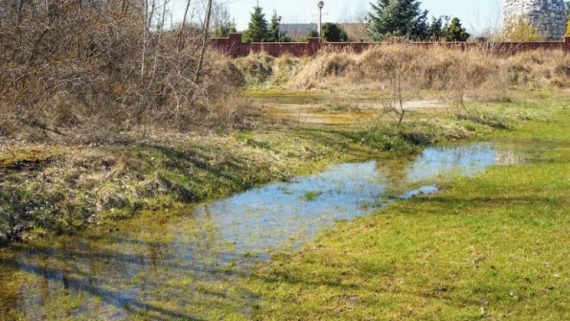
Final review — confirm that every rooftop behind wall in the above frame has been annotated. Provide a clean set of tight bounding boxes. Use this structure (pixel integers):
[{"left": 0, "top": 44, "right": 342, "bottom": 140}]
[{"left": 211, "top": 33, "right": 570, "bottom": 57}]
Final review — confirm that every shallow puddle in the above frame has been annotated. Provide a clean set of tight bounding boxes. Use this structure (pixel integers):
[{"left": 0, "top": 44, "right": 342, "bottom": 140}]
[{"left": 0, "top": 143, "right": 517, "bottom": 320}]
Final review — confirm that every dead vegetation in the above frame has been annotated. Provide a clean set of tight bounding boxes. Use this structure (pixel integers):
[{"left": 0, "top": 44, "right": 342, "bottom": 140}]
[
  {"left": 0, "top": 0, "right": 256, "bottom": 145},
  {"left": 238, "top": 45, "right": 570, "bottom": 97}
]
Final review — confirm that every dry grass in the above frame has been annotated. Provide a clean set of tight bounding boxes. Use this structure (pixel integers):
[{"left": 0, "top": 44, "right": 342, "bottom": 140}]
[{"left": 238, "top": 45, "right": 570, "bottom": 98}]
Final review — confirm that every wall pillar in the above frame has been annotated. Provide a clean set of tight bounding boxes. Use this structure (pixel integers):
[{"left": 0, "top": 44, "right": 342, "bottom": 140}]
[
  {"left": 308, "top": 37, "right": 321, "bottom": 56},
  {"left": 227, "top": 33, "right": 243, "bottom": 57}
]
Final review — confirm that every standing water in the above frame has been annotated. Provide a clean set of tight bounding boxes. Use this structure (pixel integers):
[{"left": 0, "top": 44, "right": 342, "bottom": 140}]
[{"left": 0, "top": 143, "right": 517, "bottom": 320}]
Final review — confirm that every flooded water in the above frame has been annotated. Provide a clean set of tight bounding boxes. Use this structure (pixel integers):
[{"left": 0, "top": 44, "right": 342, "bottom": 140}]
[{"left": 0, "top": 143, "right": 515, "bottom": 320}]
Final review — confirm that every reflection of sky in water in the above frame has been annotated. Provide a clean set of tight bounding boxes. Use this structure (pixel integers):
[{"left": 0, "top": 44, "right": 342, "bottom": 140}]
[
  {"left": 408, "top": 143, "right": 497, "bottom": 181},
  {"left": 193, "top": 161, "right": 385, "bottom": 254},
  {"left": 0, "top": 143, "right": 514, "bottom": 320},
  {"left": 192, "top": 143, "right": 500, "bottom": 256}
]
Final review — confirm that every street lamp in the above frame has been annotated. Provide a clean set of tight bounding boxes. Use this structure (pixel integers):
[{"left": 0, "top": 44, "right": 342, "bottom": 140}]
[{"left": 317, "top": 1, "right": 325, "bottom": 38}]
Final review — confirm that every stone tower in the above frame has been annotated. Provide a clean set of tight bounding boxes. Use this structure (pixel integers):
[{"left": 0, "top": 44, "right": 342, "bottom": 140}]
[{"left": 503, "top": 0, "right": 567, "bottom": 40}]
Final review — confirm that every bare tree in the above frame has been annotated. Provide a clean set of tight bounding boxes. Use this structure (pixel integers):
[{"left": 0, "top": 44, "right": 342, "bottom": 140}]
[{"left": 378, "top": 43, "right": 414, "bottom": 130}]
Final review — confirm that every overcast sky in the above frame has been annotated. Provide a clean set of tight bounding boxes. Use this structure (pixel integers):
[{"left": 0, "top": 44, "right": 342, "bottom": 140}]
[{"left": 171, "top": 0, "right": 504, "bottom": 35}]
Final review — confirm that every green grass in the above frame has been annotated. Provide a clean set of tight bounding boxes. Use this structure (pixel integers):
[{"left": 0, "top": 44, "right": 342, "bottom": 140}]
[
  {"left": 301, "top": 191, "right": 323, "bottom": 202},
  {"left": 243, "top": 100, "right": 570, "bottom": 320}
]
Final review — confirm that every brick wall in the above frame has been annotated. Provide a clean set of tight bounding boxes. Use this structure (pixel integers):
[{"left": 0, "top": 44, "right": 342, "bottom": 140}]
[{"left": 211, "top": 33, "right": 570, "bottom": 57}]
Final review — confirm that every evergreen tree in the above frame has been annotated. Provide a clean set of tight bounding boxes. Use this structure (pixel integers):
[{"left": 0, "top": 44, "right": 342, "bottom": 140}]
[
  {"left": 269, "top": 11, "right": 291, "bottom": 42},
  {"left": 321, "top": 23, "right": 349, "bottom": 42},
  {"left": 368, "top": 0, "right": 428, "bottom": 40},
  {"left": 426, "top": 16, "right": 445, "bottom": 40},
  {"left": 270, "top": 11, "right": 282, "bottom": 41},
  {"left": 443, "top": 17, "right": 470, "bottom": 42},
  {"left": 243, "top": 6, "right": 270, "bottom": 43}
]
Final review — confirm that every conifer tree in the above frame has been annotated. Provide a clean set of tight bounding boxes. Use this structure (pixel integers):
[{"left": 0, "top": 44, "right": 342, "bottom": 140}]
[
  {"left": 426, "top": 16, "right": 445, "bottom": 40},
  {"left": 243, "top": 6, "right": 270, "bottom": 43},
  {"left": 443, "top": 17, "right": 470, "bottom": 42},
  {"left": 269, "top": 11, "right": 291, "bottom": 42},
  {"left": 368, "top": 0, "right": 428, "bottom": 40}
]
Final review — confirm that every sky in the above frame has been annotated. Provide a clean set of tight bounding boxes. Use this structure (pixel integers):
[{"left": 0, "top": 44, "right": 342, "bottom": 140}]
[{"left": 171, "top": 0, "right": 505, "bottom": 35}]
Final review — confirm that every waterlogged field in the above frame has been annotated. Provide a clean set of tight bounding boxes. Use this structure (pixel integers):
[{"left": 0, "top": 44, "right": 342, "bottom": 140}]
[
  {"left": 245, "top": 101, "right": 570, "bottom": 320},
  {"left": 0, "top": 143, "right": 517, "bottom": 320},
  {"left": 0, "top": 91, "right": 568, "bottom": 320}
]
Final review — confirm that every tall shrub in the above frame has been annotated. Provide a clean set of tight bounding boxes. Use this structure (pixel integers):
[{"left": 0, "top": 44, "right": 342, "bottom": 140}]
[
  {"left": 444, "top": 17, "right": 470, "bottom": 42},
  {"left": 322, "top": 23, "right": 349, "bottom": 42}
]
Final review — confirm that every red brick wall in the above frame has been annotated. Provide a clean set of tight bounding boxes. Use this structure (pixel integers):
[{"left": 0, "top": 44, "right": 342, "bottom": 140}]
[{"left": 211, "top": 33, "right": 570, "bottom": 57}]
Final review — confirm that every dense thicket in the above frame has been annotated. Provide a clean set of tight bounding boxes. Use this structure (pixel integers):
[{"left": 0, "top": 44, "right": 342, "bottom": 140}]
[{"left": 0, "top": 0, "right": 252, "bottom": 144}]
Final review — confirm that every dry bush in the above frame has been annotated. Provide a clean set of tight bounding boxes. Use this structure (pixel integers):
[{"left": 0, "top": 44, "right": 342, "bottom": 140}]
[
  {"left": 504, "top": 50, "right": 570, "bottom": 88},
  {"left": 289, "top": 49, "right": 357, "bottom": 89},
  {"left": 272, "top": 54, "right": 305, "bottom": 85},
  {"left": 236, "top": 53, "right": 276, "bottom": 84},
  {"left": 277, "top": 44, "right": 568, "bottom": 98},
  {"left": 0, "top": 0, "right": 253, "bottom": 145}
]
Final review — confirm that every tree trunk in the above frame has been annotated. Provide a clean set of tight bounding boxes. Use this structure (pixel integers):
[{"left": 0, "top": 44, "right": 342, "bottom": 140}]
[
  {"left": 194, "top": 0, "right": 212, "bottom": 84},
  {"left": 178, "top": 0, "right": 191, "bottom": 48}
]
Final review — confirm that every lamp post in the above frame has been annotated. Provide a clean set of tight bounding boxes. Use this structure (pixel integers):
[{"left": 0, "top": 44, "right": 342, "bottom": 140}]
[{"left": 317, "top": 1, "right": 325, "bottom": 38}]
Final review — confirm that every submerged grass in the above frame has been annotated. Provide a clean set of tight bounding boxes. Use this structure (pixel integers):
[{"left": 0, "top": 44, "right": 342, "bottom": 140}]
[
  {"left": 243, "top": 96, "right": 570, "bottom": 320},
  {"left": 301, "top": 191, "right": 323, "bottom": 202}
]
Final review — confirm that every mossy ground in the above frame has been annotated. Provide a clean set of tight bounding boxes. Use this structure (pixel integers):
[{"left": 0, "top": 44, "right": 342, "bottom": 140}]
[{"left": 241, "top": 93, "right": 570, "bottom": 320}]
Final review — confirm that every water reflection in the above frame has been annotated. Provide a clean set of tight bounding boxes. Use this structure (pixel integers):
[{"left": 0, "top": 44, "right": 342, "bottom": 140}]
[
  {"left": 0, "top": 143, "right": 515, "bottom": 320},
  {"left": 408, "top": 143, "right": 497, "bottom": 181}
]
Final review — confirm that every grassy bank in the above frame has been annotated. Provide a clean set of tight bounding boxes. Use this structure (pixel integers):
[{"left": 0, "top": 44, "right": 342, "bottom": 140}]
[
  {"left": 0, "top": 129, "right": 367, "bottom": 244},
  {"left": 242, "top": 94, "right": 569, "bottom": 320}
]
